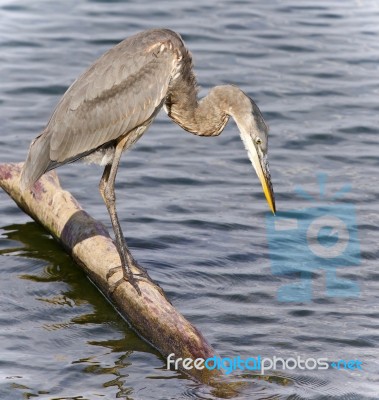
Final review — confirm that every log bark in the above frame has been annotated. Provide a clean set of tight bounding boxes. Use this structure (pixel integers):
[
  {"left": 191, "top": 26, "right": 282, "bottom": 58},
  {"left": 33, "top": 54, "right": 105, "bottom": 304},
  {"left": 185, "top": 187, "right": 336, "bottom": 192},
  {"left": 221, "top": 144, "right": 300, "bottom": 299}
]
[{"left": 0, "top": 163, "right": 231, "bottom": 389}]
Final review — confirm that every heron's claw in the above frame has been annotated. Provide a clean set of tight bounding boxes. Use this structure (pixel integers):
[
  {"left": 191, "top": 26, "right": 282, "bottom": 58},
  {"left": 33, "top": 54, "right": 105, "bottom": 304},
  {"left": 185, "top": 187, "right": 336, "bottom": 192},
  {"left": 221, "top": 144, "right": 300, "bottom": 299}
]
[
  {"left": 106, "top": 264, "right": 151, "bottom": 296},
  {"left": 106, "top": 266, "right": 122, "bottom": 280},
  {"left": 109, "top": 274, "right": 141, "bottom": 295}
]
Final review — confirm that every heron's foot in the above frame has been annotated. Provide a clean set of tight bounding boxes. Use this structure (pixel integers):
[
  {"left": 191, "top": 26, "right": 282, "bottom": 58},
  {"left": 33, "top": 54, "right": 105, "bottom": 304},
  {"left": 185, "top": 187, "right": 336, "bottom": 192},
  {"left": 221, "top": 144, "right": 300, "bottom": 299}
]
[
  {"left": 106, "top": 264, "right": 150, "bottom": 280},
  {"left": 106, "top": 264, "right": 151, "bottom": 296}
]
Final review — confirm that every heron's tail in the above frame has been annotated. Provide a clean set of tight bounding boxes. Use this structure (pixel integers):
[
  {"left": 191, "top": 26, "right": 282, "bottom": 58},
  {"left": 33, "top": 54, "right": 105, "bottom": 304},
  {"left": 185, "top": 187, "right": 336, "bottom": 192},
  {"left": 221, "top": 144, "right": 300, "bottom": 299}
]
[{"left": 20, "top": 132, "right": 52, "bottom": 192}]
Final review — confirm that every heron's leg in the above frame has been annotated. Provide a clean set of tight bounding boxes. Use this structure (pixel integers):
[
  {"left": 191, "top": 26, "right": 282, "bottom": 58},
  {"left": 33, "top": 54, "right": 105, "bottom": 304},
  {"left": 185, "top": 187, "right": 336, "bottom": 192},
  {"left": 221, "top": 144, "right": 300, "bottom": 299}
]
[{"left": 99, "top": 138, "right": 144, "bottom": 295}]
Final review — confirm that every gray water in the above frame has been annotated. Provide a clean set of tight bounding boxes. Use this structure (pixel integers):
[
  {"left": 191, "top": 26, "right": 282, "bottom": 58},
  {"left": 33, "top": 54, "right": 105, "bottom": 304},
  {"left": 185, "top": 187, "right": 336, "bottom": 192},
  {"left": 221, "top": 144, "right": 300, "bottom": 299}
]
[{"left": 1, "top": 0, "right": 379, "bottom": 399}]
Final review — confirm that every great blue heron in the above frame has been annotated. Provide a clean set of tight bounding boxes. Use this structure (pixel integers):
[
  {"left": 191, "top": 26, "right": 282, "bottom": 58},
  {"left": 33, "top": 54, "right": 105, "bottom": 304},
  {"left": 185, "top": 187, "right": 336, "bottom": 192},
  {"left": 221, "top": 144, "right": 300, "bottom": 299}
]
[{"left": 20, "top": 28, "right": 276, "bottom": 294}]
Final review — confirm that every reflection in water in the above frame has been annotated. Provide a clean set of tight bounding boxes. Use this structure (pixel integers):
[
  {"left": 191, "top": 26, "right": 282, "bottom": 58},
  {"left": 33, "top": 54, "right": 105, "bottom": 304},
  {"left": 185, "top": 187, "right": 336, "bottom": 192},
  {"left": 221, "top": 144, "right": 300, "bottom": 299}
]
[
  {"left": 0, "top": 222, "right": 166, "bottom": 399},
  {"left": 0, "top": 224, "right": 292, "bottom": 399},
  {"left": 1, "top": 0, "right": 378, "bottom": 398}
]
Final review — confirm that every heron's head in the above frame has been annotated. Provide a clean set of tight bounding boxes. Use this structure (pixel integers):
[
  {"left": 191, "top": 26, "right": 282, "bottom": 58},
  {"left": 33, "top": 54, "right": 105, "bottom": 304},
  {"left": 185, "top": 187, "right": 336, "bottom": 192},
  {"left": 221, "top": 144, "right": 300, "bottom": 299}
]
[{"left": 232, "top": 93, "right": 276, "bottom": 214}]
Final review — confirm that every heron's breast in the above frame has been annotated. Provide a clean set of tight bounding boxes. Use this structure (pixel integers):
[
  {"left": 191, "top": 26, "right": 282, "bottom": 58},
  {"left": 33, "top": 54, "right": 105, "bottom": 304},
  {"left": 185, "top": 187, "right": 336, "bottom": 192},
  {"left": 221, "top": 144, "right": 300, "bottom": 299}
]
[{"left": 82, "top": 145, "right": 115, "bottom": 166}]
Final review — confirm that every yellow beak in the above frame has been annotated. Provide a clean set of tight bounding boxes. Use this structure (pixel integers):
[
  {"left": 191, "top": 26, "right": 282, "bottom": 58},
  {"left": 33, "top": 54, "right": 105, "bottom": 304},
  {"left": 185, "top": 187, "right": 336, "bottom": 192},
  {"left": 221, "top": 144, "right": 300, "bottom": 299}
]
[{"left": 251, "top": 149, "right": 276, "bottom": 214}]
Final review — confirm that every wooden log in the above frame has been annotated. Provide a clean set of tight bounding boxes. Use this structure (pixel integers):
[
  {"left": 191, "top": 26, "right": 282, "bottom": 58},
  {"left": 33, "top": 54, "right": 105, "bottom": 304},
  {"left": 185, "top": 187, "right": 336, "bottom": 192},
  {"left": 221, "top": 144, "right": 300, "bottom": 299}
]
[{"left": 0, "top": 162, "right": 234, "bottom": 389}]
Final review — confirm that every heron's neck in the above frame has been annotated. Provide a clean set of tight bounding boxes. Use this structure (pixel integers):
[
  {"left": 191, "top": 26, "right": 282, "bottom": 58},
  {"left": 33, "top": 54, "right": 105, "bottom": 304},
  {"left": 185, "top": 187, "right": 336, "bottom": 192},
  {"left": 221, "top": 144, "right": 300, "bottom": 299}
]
[{"left": 166, "top": 80, "right": 249, "bottom": 136}]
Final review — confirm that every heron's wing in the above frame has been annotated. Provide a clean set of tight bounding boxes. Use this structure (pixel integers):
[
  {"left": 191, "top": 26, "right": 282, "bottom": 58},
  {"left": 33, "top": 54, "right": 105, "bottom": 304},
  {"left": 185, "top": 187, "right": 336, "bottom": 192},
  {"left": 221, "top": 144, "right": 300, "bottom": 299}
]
[{"left": 48, "top": 31, "right": 182, "bottom": 163}]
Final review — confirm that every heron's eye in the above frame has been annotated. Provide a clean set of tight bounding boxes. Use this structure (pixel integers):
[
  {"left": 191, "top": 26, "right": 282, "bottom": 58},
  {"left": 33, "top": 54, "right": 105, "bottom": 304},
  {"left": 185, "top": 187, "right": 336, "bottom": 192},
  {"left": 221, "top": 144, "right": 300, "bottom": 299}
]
[{"left": 255, "top": 137, "right": 262, "bottom": 145}]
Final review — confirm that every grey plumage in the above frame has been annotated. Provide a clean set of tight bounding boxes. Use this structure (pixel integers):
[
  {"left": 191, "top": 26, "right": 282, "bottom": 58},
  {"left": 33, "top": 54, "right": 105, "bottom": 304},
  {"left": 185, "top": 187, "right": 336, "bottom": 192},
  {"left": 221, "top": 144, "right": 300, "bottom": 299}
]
[
  {"left": 20, "top": 28, "right": 275, "bottom": 294},
  {"left": 21, "top": 29, "right": 184, "bottom": 188}
]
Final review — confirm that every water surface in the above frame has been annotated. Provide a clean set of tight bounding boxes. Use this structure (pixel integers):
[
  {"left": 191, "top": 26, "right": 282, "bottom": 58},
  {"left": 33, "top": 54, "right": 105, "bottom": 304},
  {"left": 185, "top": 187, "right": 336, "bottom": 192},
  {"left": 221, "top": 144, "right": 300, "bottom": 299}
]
[{"left": 1, "top": 0, "right": 378, "bottom": 399}]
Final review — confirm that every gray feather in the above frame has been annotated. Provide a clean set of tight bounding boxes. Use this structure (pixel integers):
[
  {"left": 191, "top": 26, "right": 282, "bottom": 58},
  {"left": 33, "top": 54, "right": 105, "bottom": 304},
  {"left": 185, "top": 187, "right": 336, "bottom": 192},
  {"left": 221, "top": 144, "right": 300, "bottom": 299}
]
[
  {"left": 21, "top": 29, "right": 185, "bottom": 189},
  {"left": 20, "top": 132, "right": 51, "bottom": 191}
]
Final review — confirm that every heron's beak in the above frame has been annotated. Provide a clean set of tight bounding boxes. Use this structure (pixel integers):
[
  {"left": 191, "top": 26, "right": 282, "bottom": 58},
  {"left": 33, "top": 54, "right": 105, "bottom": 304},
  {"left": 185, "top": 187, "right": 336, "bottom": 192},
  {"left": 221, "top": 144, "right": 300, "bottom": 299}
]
[{"left": 250, "top": 146, "right": 276, "bottom": 214}]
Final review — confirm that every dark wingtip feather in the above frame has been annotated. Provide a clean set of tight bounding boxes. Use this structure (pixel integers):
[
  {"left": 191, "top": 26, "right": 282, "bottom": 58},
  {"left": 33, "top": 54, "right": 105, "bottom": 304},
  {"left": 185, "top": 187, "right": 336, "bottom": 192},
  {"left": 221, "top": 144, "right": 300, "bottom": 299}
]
[{"left": 20, "top": 132, "right": 52, "bottom": 191}]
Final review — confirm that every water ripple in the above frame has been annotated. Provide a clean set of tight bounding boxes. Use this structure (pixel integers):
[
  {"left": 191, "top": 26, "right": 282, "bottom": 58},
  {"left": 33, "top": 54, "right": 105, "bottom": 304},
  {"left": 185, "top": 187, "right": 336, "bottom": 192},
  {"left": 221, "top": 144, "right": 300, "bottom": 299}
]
[{"left": 1, "top": 0, "right": 378, "bottom": 399}]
